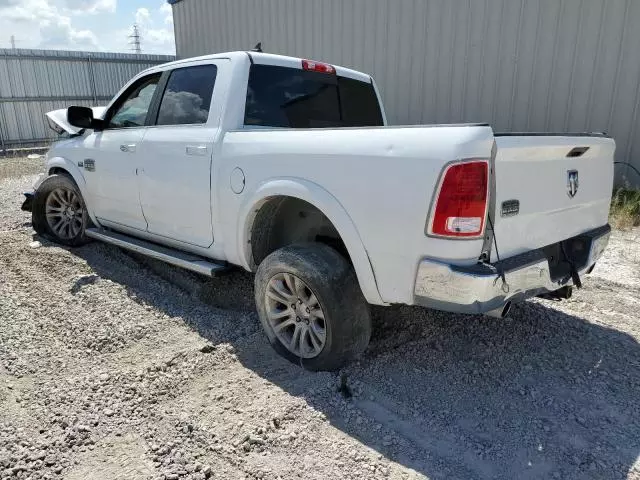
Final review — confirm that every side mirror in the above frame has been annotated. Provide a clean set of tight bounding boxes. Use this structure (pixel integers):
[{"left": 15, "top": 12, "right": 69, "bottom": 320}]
[{"left": 67, "top": 106, "right": 103, "bottom": 130}]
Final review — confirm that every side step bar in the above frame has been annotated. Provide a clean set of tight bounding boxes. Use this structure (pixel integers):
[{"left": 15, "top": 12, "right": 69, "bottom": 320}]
[{"left": 85, "top": 228, "right": 228, "bottom": 277}]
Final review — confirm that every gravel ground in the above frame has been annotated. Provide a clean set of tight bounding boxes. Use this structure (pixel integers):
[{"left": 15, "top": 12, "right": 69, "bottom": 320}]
[{"left": 1, "top": 157, "right": 639, "bottom": 480}]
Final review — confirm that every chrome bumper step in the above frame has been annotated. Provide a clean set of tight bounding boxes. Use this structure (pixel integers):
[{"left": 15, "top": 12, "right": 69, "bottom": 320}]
[
  {"left": 413, "top": 225, "right": 611, "bottom": 315},
  {"left": 85, "top": 228, "right": 228, "bottom": 277}
]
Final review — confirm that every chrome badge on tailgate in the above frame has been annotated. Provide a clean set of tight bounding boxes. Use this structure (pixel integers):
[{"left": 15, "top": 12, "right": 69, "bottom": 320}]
[{"left": 501, "top": 199, "right": 520, "bottom": 217}]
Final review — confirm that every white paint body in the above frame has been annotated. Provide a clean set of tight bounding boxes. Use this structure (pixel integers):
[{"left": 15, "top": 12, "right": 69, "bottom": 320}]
[{"left": 43, "top": 52, "right": 616, "bottom": 307}]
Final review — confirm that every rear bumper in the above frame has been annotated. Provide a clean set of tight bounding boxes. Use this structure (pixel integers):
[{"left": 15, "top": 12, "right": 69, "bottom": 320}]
[
  {"left": 414, "top": 225, "right": 611, "bottom": 315},
  {"left": 21, "top": 191, "right": 34, "bottom": 212}
]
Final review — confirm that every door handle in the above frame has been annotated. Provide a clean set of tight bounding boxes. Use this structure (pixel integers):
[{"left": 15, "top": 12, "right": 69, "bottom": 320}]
[
  {"left": 120, "top": 144, "right": 137, "bottom": 153},
  {"left": 186, "top": 145, "right": 208, "bottom": 156}
]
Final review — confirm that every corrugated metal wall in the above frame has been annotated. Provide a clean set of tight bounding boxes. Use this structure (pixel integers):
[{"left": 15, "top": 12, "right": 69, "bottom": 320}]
[
  {"left": 0, "top": 49, "right": 174, "bottom": 149},
  {"left": 172, "top": 0, "right": 640, "bottom": 186}
]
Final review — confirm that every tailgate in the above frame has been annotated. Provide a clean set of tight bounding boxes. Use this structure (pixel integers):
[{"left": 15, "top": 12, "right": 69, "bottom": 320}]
[{"left": 491, "top": 134, "right": 615, "bottom": 260}]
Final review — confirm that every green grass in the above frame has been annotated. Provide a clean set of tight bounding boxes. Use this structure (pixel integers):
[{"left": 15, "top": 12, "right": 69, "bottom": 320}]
[{"left": 610, "top": 188, "right": 640, "bottom": 229}]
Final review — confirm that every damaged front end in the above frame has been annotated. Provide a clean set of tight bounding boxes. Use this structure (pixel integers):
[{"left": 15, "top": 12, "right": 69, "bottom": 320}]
[
  {"left": 21, "top": 191, "right": 35, "bottom": 212},
  {"left": 20, "top": 106, "right": 106, "bottom": 213},
  {"left": 21, "top": 173, "right": 45, "bottom": 213}
]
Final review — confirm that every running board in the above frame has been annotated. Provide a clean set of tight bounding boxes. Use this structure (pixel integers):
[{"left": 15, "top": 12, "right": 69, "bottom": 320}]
[{"left": 85, "top": 228, "right": 228, "bottom": 277}]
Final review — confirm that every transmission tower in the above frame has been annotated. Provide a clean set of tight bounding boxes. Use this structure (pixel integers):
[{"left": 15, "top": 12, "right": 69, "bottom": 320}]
[{"left": 129, "top": 24, "right": 142, "bottom": 54}]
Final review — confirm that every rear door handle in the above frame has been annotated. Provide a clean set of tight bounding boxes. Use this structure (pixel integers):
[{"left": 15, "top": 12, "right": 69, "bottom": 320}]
[
  {"left": 186, "top": 145, "right": 208, "bottom": 156},
  {"left": 120, "top": 144, "right": 137, "bottom": 153}
]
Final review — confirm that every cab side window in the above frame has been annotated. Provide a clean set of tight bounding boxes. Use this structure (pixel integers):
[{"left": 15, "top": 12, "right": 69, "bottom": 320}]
[
  {"left": 107, "top": 74, "right": 161, "bottom": 129},
  {"left": 155, "top": 65, "right": 218, "bottom": 126}
]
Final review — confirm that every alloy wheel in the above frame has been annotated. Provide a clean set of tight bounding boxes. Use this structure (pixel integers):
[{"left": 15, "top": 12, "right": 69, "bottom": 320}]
[
  {"left": 45, "top": 187, "right": 84, "bottom": 240},
  {"left": 264, "top": 273, "right": 327, "bottom": 359}
]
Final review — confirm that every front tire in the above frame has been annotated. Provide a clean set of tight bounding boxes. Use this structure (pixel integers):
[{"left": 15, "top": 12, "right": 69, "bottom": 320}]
[
  {"left": 32, "top": 174, "right": 89, "bottom": 247},
  {"left": 255, "top": 243, "right": 371, "bottom": 372}
]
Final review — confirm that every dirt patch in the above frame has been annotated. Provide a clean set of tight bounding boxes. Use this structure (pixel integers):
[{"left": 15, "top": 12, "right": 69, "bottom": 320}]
[
  {"left": 1, "top": 160, "right": 639, "bottom": 480},
  {"left": 0, "top": 156, "right": 45, "bottom": 180}
]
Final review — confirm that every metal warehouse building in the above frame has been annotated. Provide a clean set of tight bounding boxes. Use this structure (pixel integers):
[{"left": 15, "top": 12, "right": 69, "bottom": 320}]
[{"left": 168, "top": 0, "right": 640, "bottom": 186}]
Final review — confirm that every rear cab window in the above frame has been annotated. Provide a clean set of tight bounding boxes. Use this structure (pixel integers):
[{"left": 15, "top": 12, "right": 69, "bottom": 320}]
[{"left": 244, "top": 64, "right": 383, "bottom": 128}]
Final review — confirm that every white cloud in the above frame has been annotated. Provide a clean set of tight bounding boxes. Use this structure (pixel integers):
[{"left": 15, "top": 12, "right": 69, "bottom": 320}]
[
  {"left": 159, "top": 2, "right": 173, "bottom": 26},
  {"left": 135, "top": 7, "right": 151, "bottom": 26},
  {"left": 40, "top": 15, "right": 99, "bottom": 49},
  {"left": 64, "top": 0, "right": 116, "bottom": 15},
  {"left": 159, "top": 2, "right": 172, "bottom": 15},
  {"left": 0, "top": 0, "right": 174, "bottom": 54},
  {"left": 72, "top": 29, "right": 99, "bottom": 46},
  {"left": 0, "top": 0, "right": 100, "bottom": 50},
  {"left": 127, "top": 4, "right": 175, "bottom": 55},
  {"left": 145, "top": 27, "right": 174, "bottom": 47},
  {"left": 2, "top": 0, "right": 57, "bottom": 22}
]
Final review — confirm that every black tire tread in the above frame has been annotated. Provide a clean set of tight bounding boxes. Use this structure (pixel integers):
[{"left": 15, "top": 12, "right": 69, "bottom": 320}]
[
  {"left": 255, "top": 243, "right": 371, "bottom": 372},
  {"left": 32, "top": 174, "right": 90, "bottom": 247}
]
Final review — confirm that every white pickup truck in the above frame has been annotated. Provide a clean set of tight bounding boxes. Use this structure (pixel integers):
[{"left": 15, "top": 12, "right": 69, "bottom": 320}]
[{"left": 24, "top": 51, "right": 615, "bottom": 371}]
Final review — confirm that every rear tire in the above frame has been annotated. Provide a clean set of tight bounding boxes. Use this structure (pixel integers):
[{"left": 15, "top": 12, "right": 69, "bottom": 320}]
[
  {"left": 32, "top": 174, "right": 90, "bottom": 247},
  {"left": 255, "top": 243, "right": 371, "bottom": 371}
]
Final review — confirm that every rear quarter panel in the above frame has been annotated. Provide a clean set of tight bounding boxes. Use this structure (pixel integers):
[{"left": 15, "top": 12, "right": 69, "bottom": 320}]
[{"left": 216, "top": 125, "right": 495, "bottom": 305}]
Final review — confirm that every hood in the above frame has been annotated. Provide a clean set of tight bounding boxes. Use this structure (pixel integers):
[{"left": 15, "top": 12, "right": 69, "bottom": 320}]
[{"left": 45, "top": 106, "right": 107, "bottom": 135}]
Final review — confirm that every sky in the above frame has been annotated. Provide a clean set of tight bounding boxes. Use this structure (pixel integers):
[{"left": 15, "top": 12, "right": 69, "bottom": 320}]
[{"left": 0, "top": 0, "right": 176, "bottom": 55}]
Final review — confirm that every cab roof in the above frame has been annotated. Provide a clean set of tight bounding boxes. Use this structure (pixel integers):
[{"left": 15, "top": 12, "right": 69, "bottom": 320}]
[{"left": 142, "top": 51, "right": 373, "bottom": 83}]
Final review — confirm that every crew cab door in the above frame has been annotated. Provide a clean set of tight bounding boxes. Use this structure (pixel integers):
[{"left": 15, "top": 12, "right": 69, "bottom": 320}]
[
  {"left": 138, "top": 61, "right": 226, "bottom": 247},
  {"left": 80, "top": 73, "right": 161, "bottom": 231}
]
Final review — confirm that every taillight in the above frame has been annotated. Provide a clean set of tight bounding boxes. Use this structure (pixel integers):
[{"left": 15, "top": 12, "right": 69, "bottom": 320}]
[
  {"left": 428, "top": 160, "right": 489, "bottom": 238},
  {"left": 302, "top": 59, "right": 336, "bottom": 74}
]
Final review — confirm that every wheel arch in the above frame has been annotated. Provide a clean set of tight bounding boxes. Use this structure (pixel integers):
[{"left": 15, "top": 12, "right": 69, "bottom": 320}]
[
  {"left": 45, "top": 157, "right": 99, "bottom": 225},
  {"left": 239, "top": 178, "right": 385, "bottom": 305}
]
